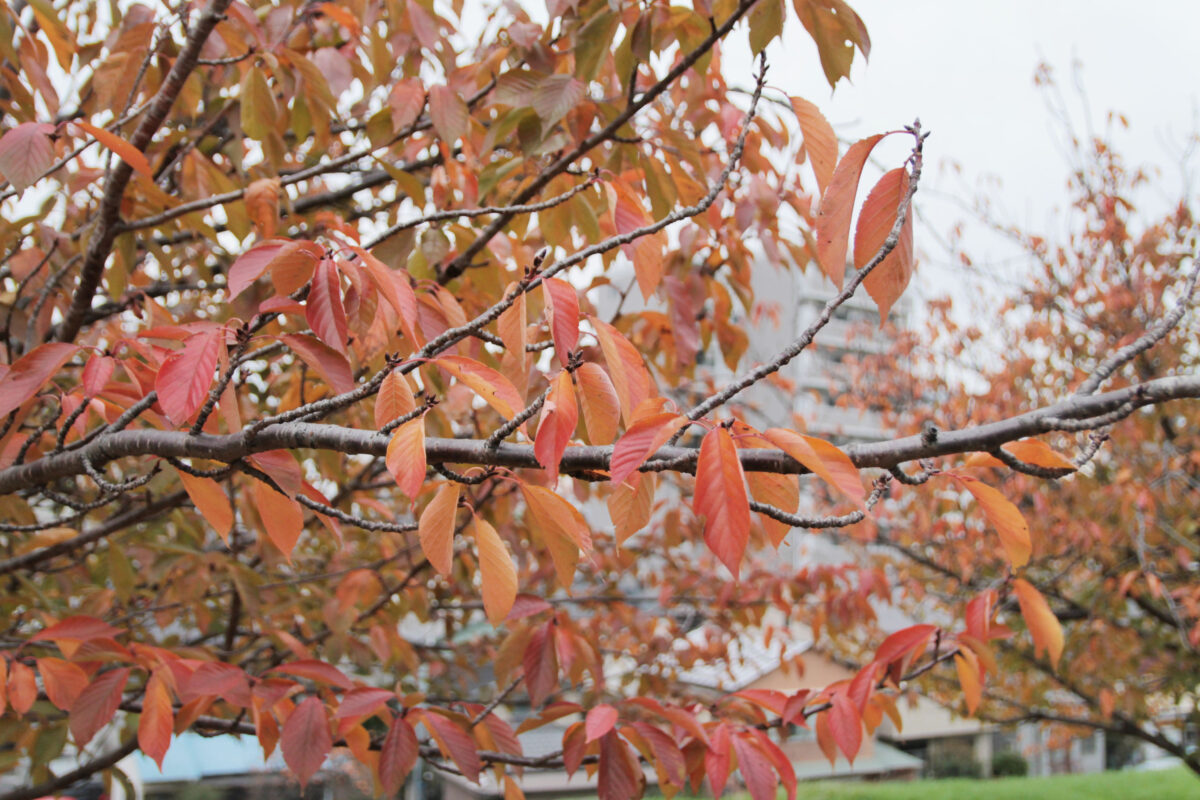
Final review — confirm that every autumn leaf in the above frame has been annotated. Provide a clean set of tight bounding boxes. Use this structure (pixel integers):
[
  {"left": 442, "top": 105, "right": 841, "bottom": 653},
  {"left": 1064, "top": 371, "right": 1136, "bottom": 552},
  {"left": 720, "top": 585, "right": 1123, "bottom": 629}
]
[
  {"left": 0, "top": 343, "right": 77, "bottom": 418},
  {"left": 694, "top": 426, "right": 752, "bottom": 578},
  {"left": 389, "top": 79, "right": 426, "bottom": 130},
  {"left": 418, "top": 709, "right": 481, "bottom": 783},
  {"left": 1013, "top": 578, "right": 1065, "bottom": 668},
  {"left": 271, "top": 659, "right": 355, "bottom": 689},
  {"left": 591, "top": 316, "right": 652, "bottom": 424},
  {"left": 521, "top": 483, "right": 591, "bottom": 587},
  {"left": 375, "top": 370, "right": 417, "bottom": 429},
  {"left": 522, "top": 621, "right": 559, "bottom": 706},
  {"left": 575, "top": 362, "right": 620, "bottom": 446},
  {"left": 598, "top": 730, "right": 644, "bottom": 800},
  {"left": 608, "top": 471, "right": 656, "bottom": 545},
  {"left": 36, "top": 658, "right": 88, "bottom": 710},
  {"left": 379, "top": 716, "right": 419, "bottom": 794},
  {"left": 74, "top": 120, "right": 154, "bottom": 179},
  {"left": 533, "top": 370, "right": 577, "bottom": 483},
  {"left": 306, "top": 259, "right": 349, "bottom": 355},
  {"left": 252, "top": 480, "right": 304, "bottom": 559},
  {"left": 856, "top": 167, "right": 915, "bottom": 319},
  {"left": 763, "top": 428, "right": 866, "bottom": 507},
  {"left": 282, "top": 696, "right": 332, "bottom": 788},
  {"left": 815, "top": 133, "right": 887, "bottom": 287},
  {"left": 139, "top": 670, "right": 174, "bottom": 769},
  {"left": 874, "top": 624, "right": 936, "bottom": 667},
  {"left": 386, "top": 414, "right": 427, "bottom": 500},
  {"left": 955, "top": 650, "right": 982, "bottom": 715},
  {"left": 829, "top": 692, "right": 862, "bottom": 763},
  {"left": 436, "top": 356, "right": 526, "bottom": 423},
  {"left": 609, "top": 413, "right": 688, "bottom": 487},
  {"left": 226, "top": 241, "right": 289, "bottom": 298},
  {"left": 429, "top": 84, "right": 468, "bottom": 143},
  {"left": 279, "top": 333, "right": 355, "bottom": 395},
  {"left": 474, "top": 515, "right": 518, "bottom": 625},
  {"left": 585, "top": 704, "right": 618, "bottom": 742},
  {"left": 542, "top": 277, "right": 580, "bottom": 367},
  {"left": 70, "top": 668, "right": 130, "bottom": 747},
  {"left": 245, "top": 177, "right": 281, "bottom": 237},
  {"left": 419, "top": 483, "right": 460, "bottom": 576},
  {"left": 0, "top": 122, "right": 56, "bottom": 192},
  {"left": 177, "top": 470, "right": 234, "bottom": 541},
  {"left": 156, "top": 328, "right": 221, "bottom": 425},
  {"left": 948, "top": 473, "right": 1032, "bottom": 568}
]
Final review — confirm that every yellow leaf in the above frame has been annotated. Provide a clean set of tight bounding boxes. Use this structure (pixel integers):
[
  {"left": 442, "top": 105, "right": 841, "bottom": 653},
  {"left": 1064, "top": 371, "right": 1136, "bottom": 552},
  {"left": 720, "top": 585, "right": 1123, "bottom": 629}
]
[{"left": 474, "top": 515, "right": 517, "bottom": 625}]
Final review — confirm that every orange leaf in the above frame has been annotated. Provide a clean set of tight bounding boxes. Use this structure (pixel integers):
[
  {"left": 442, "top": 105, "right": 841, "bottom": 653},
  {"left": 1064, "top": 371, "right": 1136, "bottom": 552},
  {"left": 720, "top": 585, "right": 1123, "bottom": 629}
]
[
  {"left": 694, "top": 426, "right": 751, "bottom": 578},
  {"left": 474, "top": 515, "right": 517, "bottom": 625},
  {"left": 74, "top": 120, "right": 154, "bottom": 179},
  {"left": 856, "top": 167, "right": 915, "bottom": 320},
  {"left": 271, "top": 659, "right": 354, "bottom": 689},
  {"left": 0, "top": 342, "right": 77, "bottom": 418},
  {"left": 590, "top": 316, "right": 651, "bottom": 424},
  {"left": 543, "top": 278, "right": 579, "bottom": 367},
  {"left": 8, "top": 661, "right": 36, "bottom": 716},
  {"left": 608, "top": 471, "right": 656, "bottom": 545},
  {"left": 386, "top": 415, "right": 427, "bottom": 500},
  {"left": 763, "top": 428, "right": 865, "bottom": 507},
  {"left": 534, "top": 370, "right": 577, "bottom": 483},
  {"left": 575, "top": 362, "right": 620, "bottom": 445},
  {"left": 520, "top": 483, "right": 591, "bottom": 587},
  {"left": 436, "top": 356, "right": 526, "bottom": 423},
  {"left": 747, "top": 471, "right": 798, "bottom": 548},
  {"left": 70, "top": 667, "right": 130, "bottom": 747},
  {"left": 609, "top": 413, "right": 688, "bottom": 486},
  {"left": 497, "top": 282, "right": 528, "bottom": 361},
  {"left": 31, "top": 616, "right": 123, "bottom": 644},
  {"left": 244, "top": 177, "right": 281, "bottom": 238},
  {"left": 954, "top": 651, "right": 982, "bottom": 715},
  {"left": 252, "top": 481, "right": 304, "bottom": 559},
  {"left": 375, "top": 370, "right": 416, "bottom": 429},
  {"left": 814, "top": 133, "right": 887, "bottom": 287},
  {"left": 1013, "top": 578, "right": 1064, "bottom": 668},
  {"left": 1003, "top": 439, "right": 1076, "bottom": 470},
  {"left": 306, "top": 259, "right": 349, "bottom": 355},
  {"left": 429, "top": 84, "right": 468, "bottom": 143},
  {"left": 281, "top": 696, "right": 332, "bottom": 789},
  {"left": 790, "top": 96, "right": 837, "bottom": 194},
  {"left": 949, "top": 474, "right": 1032, "bottom": 568},
  {"left": 419, "top": 483, "right": 460, "bottom": 576},
  {"left": 36, "top": 658, "right": 88, "bottom": 710},
  {"left": 155, "top": 328, "right": 221, "bottom": 425},
  {"left": 177, "top": 470, "right": 234, "bottom": 542},
  {"left": 139, "top": 670, "right": 174, "bottom": 769},
  {"left": 418, "top": 709, "right": 481, "bottom": 783}
]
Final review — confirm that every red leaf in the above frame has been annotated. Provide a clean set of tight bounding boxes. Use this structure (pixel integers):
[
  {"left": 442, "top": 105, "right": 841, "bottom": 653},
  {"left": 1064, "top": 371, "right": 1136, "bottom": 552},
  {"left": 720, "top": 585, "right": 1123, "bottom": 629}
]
[
  {"left": 429, "top": 84, "right": 468, "bottom": 143},
  {"left": 630, "top": 722, "right": 685, "bottom": 787},
  {"left": 829, "top": 692, "right": 862, "bottom": 763},
  {"left": 790, "top": 97, "right": 838, "bottom": 195},
  {"left": 32, "top": 616, "right": 123, "bottom": 644},
  {"left": 270, "top": 660, "right": 354, "bottom": 690},
  {"left": 36, "top": 658, "right": 88, "bottom": 710},
  {"left": 814, "top": 133, "right": 887, "bottom": 287},
  {"left": 598, "top": 730, "right": 644, "bottom": 800},
  {"left": 475, "top": 515, "right": 517, "bottom": 625},
  {"left": 506, "top": 594, "right": 552, "bottom": 622},
  {"left": 966, "top": 590, "right": 997, "bottom": 642},
  {"left": 542, "top": 278, "right": 580, "bottom": 367},
  {"left": 70, "top": 667, "right": 130, "bottom": 747},
  {"left": 763, "top": 428, "right": 866, "bottom": 507},
  {"left": 252, "top": 481, "right": 304, "bottom": 559},
  {"left": 419, "top": 483, "right": 460, "bottom": 576},
  {"left": 279, "top": 333, "right": 354, "bottom": 395},
  {"left": 418, "top": 709, "right": 481, "bottom": 783},
  {"left": 746, "top": 728, "right": 797, "bottom": 800},
  {"left": 695, "top": 426, "right": 751, "bottom": 578},
  {"left": 1013, "top": 578, "right": 1065, "bottom": 668},
  {"left": 227, "top": 241, "right": 288, "bottom": 298},
  {"left": 532, "top": 74, "right": 585, "bottom": 127},
  {"left": 585, "top": 704, "right": 618, "bottom": 743},
  {"left": 856, "top": 167, "right": 915, "bottom": 319},
  {"left": 534, "top": 370, "right": 577, "bottom": 483},
  {"left": 0, "top": 122, "right": 56, "bottom": 192},
  {"left": 82, "top": 354, "right": 115, "bottom": 397},
  {"left": 731, "top": 689, "right": 787, "bottom": 716},
  {"left": 0, "top": 342, "right": 77, "bottom": 418},
  {"left": 379, "top": 716, "right": 419, "bottom": 794},
  {"left": 705, "top": 723, "right": 732, "bottom": 798},
  {"left": 609, "top": 413, "right": 688, "bottom": 486},
  {"left": 281, "top": 696, "right": 332, "bottom": 788},
  {"left": 874, "top": 624, "right": 936, "bottom": 667},
  {"left": 156, "top": 328, "right": 221, "bottom": 425},
  {"left": 177, "top": 470, "right": 234, "bottom": 542},
  {"left": 139, "top": 670, "right": 174, "bottom": 770},
  {"left": 523, "top": 622, "right": 559, "bottom": 707},
  {"left": 335, "top": 687, "right": 395, "bottom": 721},
  {"left": 74, "top": 120, "right": 154, "bottom": 179},
  {"left": 306, "top": 259, "right": 349, "bottom": 354},
  {"left": 386, "top": 415, "right": 427, "bottom": 500},
  {"left": 562, "top": 721, "right": 586, "bottom": 777},
  {"left": 267, "top": 240, "right": 323, "bottom": 295},
  {"left": 732, "top": 733, "right": 776, "bottom": 800},
  {"left": 389, "top": 78, "right": 426, "bottom": 130}
]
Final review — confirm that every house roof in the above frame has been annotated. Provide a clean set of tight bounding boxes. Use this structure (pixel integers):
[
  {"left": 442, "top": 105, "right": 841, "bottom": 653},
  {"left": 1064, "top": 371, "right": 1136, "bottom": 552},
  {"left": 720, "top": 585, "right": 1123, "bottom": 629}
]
[{"left": 675, "top": 629, "right": 813, "bottom": 692}]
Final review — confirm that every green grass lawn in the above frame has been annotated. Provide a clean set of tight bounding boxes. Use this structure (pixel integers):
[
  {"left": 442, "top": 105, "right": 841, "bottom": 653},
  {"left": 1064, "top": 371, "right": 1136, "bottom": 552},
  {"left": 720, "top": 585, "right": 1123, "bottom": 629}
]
[{"left": 790, "top": 768, "right": 1198, "bottom": 799}]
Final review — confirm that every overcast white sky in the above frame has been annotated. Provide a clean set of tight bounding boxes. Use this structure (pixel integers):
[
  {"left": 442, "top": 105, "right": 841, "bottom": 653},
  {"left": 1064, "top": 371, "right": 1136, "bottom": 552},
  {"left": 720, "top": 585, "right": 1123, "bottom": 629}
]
[{"left": 727, "top": 0, "right": 1200, "bottom": 296}]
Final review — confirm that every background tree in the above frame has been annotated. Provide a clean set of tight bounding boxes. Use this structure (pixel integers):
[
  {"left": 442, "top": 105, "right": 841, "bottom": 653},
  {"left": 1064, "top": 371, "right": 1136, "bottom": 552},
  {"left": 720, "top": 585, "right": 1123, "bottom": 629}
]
[
  {"left": 842, "top": 81, "right": 1200, "bottom": 772},
  {"left": 0, "top": 2, "right": 1195, "bottom": 799}
]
